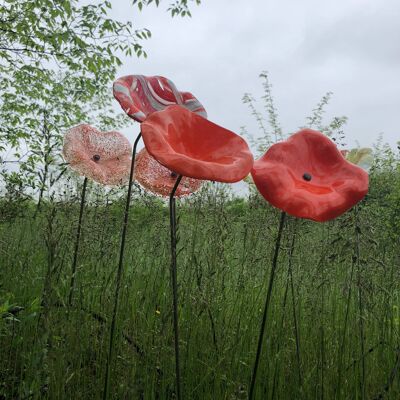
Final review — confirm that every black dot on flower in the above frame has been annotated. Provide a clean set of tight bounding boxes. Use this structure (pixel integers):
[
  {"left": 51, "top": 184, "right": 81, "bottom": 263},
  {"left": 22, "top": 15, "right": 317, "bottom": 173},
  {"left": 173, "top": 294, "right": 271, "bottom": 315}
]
[
  {"left": 303, "top": 173, "right": 312, "bottom": 181},
  {"left": 93, "top": 154, "right": 100, "bottom": 162},
  {"left": 170, "top": 171, "right": 178, "bottom": 178}
]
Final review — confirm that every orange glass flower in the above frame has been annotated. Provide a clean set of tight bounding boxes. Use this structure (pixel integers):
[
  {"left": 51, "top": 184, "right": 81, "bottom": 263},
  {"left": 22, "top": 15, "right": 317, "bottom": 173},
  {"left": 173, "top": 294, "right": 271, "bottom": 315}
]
[
  {"left": 251, "top": 129, "right": 369, "bottom": 222},
  {"left": 134, "top": 148, "right": 202, "bottom": 197},
  {"left": 63, "top": 124, "right": 132, "bottom": 186},
  {"left": 113, "top": 75, "right": 207, "bottom": 122},
  {"left": 141, "top": 105, "right": 254, "bottom": 183}
]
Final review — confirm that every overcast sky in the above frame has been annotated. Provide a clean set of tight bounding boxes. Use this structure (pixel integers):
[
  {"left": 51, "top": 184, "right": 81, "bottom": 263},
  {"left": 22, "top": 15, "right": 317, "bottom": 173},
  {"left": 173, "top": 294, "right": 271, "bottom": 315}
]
[{"left": 110, "top": 0, "right": 399, "bottom": 150}]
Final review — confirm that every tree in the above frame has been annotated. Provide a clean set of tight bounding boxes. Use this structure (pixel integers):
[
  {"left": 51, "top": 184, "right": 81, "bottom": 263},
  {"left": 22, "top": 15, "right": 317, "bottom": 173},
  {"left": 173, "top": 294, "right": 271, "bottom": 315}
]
[{"left": 0, "top": 0, "right": 201, "bottom": 199}]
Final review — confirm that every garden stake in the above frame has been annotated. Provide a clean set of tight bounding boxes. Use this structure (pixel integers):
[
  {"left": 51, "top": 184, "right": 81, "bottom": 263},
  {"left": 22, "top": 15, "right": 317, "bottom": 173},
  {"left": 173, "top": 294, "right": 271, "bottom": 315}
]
[
  {"left": 336, "top": 242, "right": 356, "bottom": 399},
  {"left": 249, "top": 211, "right": 286, "bottom": 400},
  {"left": 103, "top": 132, "right": 142, "bottom": 400},
  {"left": 271, "top": 217, "right": 302, "bottom": 399},
  {"left": 288, "top": 219, "right": 302, "bottom": 387},
  {"left": 355, "top": 206, "right": 366, "bottom": 400},
  {"left": 320, "top": 247, "right": 326, "bottom": 400},
  {"left": 68, "top": 176, "right": 88, "bottom": 307},
  {"left": 271, "top": 247, "right": 291, "bottom": 399},
  {"left": 169, "top": 174, "right": 183, "bottom": 400}
]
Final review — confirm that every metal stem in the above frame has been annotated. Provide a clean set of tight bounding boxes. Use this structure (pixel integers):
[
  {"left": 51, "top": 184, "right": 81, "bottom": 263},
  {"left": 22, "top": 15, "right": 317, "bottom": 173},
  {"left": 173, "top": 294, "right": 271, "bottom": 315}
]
[
  {"left": 288, "top": 219, "right": 302, "bottom": 387},
  {"left": 68, "top": 177, "right": 88, "bottom": 307},
  {"left": 336, "top": 243, "right": 356, "bottom": 399},
  {"left": 249, "top": 211, "right": 286, "bottom": 400},
  {"left": 103, "top": 132, "right": 142, "bottom": 400},
  {"left": 170, "top": 174, "right": 183, "bottom": 400},
  {"left": 355, "top": 206, "right": 366, "bottom": 400}
]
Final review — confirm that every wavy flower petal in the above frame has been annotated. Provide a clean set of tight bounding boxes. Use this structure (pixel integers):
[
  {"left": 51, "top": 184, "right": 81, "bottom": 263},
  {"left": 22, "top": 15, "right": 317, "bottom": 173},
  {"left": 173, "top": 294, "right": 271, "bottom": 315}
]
[
  {"left": 251, "top": 129, "right": 369, "bottom": 222},
  {"left": 141, "top": 105, "right": 254, "bottom": 183},
  {"left": 113, "top": 75, "right": 207, "bottom": 122},
  {"left": 63, "top": 124, "right": 131, "bottom": 186},
  {"left": 134, "top": 148, "right": 202, "bottom": 197}
]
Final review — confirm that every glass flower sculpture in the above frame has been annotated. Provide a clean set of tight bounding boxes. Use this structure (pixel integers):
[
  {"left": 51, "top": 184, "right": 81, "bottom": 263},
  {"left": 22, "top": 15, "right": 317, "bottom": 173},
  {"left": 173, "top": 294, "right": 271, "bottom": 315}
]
[
  {"left": 135, "top": 148, "right": 202, "bottom": 197},
  {"left": 110, "top": 78, "right": 207, "bottom": 399},
  {"left": 63, "top": 124, "right": 132, "bottom": 186},
  {"left": 113, "top": 75, "right": 207, "bottom": 122},
  {"left": 140, "top": 104, "right": 253, "bottom": 400},
  {"left": 251, "top": 129, "right": 369, "bottom": 222},
  {"left": 341, "top": 148, "right": 373, "bottom": 171},
  {"left": 113, "top": 74, "right": 207, "bottom": 196},
  {"left": 141, "top": 105, "right": 254, "bottom": 182}
]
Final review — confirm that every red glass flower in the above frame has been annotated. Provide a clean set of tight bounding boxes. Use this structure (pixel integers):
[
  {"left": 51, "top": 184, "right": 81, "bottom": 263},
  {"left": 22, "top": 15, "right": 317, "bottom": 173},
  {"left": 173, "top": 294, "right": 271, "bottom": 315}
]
[
  {"left": 251, "top": 129, "right": 369, "bottom": 222},
  {"left": 141, "top": 105, "right": 254, "bottom": 183},
  {"left": 134, "top": 148, "right": 202, "bottom": 197},
  {"left": 113, "top": 75, "right": 207, "bottom": 122},
  {"left": 63, "top": 124, "right": 132, "bottom": 186}
]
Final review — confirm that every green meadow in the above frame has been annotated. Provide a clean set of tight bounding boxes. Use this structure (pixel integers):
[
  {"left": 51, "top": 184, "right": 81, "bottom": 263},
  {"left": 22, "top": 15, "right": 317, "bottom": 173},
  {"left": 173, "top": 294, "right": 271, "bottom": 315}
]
[
  {"left": 1, "top": 1, "right": 399, "bottom": 398},
  {"left": 1, "top": 156, "right": 399, "bottom": 399}
]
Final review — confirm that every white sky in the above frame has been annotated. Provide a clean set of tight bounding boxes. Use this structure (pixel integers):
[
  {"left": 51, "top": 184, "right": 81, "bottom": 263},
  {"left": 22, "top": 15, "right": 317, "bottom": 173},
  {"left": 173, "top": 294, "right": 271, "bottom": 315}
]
[{"left": 110, "top": 0, "right": 400, "bottom": 150}]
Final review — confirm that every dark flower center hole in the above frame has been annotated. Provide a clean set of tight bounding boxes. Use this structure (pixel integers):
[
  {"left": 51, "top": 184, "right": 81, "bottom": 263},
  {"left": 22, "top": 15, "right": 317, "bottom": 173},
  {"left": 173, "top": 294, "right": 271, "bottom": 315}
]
[
  {"left": 93, "top": 154, "right": 100, "bottom": 162},
  {"left": 303, "top": 172, "right": 312, "bottom": 181},
  {"left": 170, "top": 171, "right": 178, "bottom": 178}
]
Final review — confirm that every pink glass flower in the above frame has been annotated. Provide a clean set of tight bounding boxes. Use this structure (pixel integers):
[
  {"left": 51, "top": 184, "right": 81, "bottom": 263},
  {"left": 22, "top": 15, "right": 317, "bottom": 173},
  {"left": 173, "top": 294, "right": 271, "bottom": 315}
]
[
  {"left": 134, "top": 148, "right": 202, "bottom": 197},
  {"left": 63, "top": 124, "right": 132, "bottom": 186}
]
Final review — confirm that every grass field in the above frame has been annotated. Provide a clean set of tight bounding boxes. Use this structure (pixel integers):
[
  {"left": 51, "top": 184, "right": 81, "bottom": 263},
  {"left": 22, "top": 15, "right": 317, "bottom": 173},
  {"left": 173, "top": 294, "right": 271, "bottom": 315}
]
[{"left": 1, "top": 168, "right": 400, "bottom": 399}]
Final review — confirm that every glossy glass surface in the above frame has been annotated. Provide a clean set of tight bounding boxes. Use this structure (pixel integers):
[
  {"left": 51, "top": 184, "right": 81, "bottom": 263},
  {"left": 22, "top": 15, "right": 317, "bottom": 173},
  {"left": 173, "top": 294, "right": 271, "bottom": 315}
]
[
  {"left": 251, "top": 129, "right": 369, "bottom": 222},
  {"left": 141, "top": 105, "right": 254, "bottom": 183},
  {"left": 134, "top": 148, "right": 202, "bottom": 197},
  {"left": 341, "top": 148, "right": 373, "bottom": 171},
  {"left": 63, "top": 124, "right": 131, "bottom": 186},
  {"left": 113, "top": 75, "right": 207, "bottom": 122}
]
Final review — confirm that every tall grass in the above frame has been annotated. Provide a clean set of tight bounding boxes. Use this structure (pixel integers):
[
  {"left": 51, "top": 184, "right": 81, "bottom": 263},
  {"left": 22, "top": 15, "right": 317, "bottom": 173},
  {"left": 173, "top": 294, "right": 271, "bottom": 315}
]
[{"left": 1, "top": 164, "right": 400, "bottom": 399}]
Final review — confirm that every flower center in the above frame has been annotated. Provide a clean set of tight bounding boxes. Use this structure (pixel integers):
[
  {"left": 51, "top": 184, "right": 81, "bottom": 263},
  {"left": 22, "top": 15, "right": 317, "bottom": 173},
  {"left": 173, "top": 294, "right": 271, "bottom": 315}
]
[
  {"left": 302, "top": 172, "right": 312, "bottom": 181},
  {"left": 93, "top": 154, "right": 101, "bottom": 162}
]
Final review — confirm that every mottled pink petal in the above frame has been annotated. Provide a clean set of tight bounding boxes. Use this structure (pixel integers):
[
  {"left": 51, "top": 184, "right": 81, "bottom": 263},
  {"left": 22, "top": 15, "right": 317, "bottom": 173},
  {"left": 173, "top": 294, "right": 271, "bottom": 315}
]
[
  {"left": 134, "top": 148, "right": 202, "bottom": 197},
  {"left": 63, "top": 124, "right": 132, "bottom": 186}
]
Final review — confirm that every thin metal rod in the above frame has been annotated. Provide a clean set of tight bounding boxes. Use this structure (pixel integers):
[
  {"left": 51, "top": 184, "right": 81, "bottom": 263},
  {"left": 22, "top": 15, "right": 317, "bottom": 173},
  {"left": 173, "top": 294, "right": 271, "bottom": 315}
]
[
  {"left": 169, "top": 174, "right": 183, "bottom": 400},
  {"left": 68, "top": 177, "right": 88, "bottom": 307},
  {"left": 320, "top": 253, "right": 326, "bottom": 400},
  {"left": 271, "top": 251, "right": 291, "bottom": 400},
  {"left": 249, "top": 211, "right": 286, "bottom": 400},
  {"left": 336, "top": 247, "right": 356, "bottom": 399},
  {"left": 103, "top": 132, "right": 142, "bottom": 400},
  {"left": 355, "top": 206, "right": 366, "bottom": 400},
  {"left": 288, "top": 219, "right": 302, "bottom": 386}
]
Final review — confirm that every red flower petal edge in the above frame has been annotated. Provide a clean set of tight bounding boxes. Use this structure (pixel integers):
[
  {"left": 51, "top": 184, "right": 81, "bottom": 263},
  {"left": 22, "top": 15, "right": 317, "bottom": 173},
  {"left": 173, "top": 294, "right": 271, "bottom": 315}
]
[
  {"left": 134, "top": 148, "right": 202, "bottom": 197},
  {"left": 113, "top": 75, "right": 207, "bottom": 122},
  {"left": 63, "top": 124, "right": 132, "bottom": 186},
  {"left": 141, "top": 105, "right": 254, "bottom": 183},
  {"left": 251, "top": 129, "right": 369, "bottom": 222}
]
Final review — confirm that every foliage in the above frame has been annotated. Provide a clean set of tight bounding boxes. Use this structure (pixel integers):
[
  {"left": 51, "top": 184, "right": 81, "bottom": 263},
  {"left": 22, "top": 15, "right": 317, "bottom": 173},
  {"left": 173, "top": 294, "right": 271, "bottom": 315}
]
[
  {"left": 132, "top": 0, "right": 201, "bottom": 17},
  {"left": 0, "top": 0, "right": 200, "bottom": 199},
  {"left": 241, "top": 71, "right": 348, "bottom": 157},
  {"left": 0, "top": 0, "right": 150, "bottom": 101},
  {"left": 0, "top": 159, "right": 399, "bottom": 398}
]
